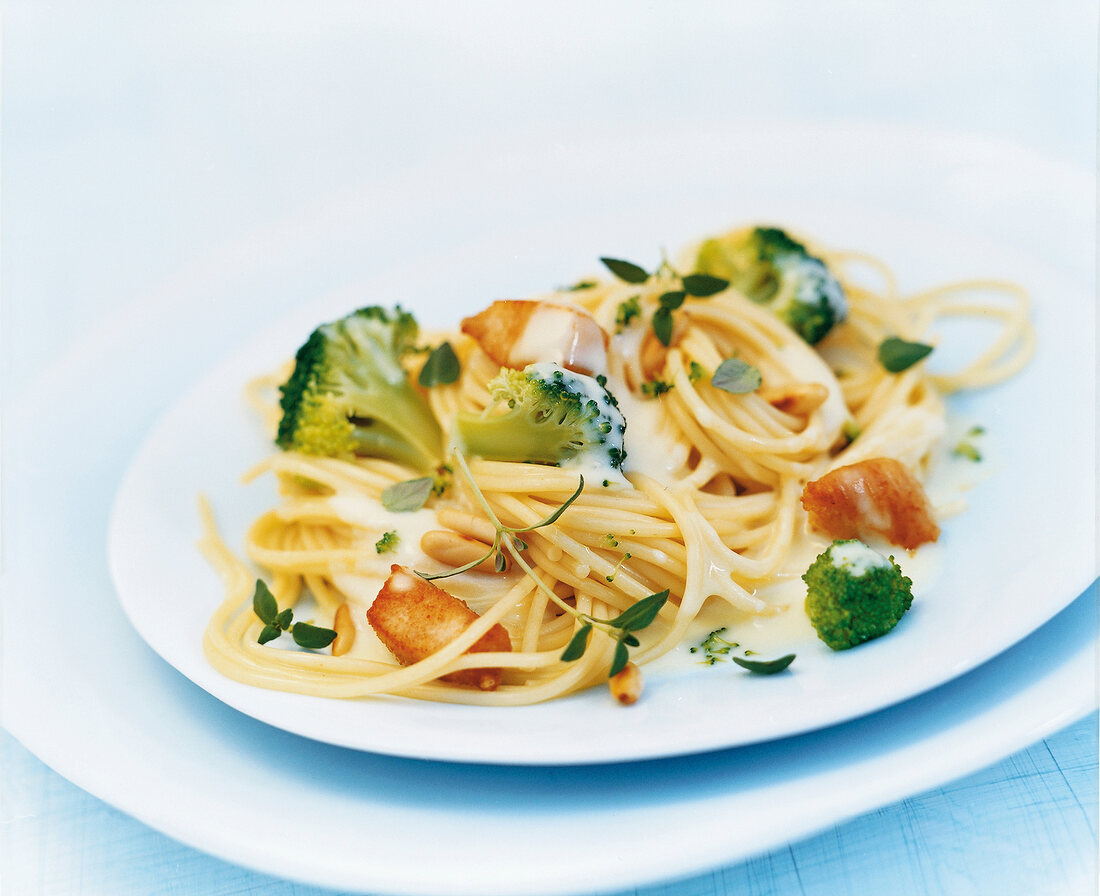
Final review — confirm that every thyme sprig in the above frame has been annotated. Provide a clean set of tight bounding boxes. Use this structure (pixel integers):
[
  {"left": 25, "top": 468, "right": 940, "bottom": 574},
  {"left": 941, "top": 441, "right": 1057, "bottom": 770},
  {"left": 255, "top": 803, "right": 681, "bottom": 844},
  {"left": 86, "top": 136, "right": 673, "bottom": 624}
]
[
  {"left": 599, "top": 255, "right": 729, "bottom": 347},
  {"left": 252, "top": 579, "right": 337, "bottom": 649},
  {"left": 421, "top": 450, "right": 669, "bottom": 676},
  {"left": 560, "top": 588, "right": 669, "bottom": 676},
  {"left": 417, "top": 451, "right": 584, "bottom": 580}
]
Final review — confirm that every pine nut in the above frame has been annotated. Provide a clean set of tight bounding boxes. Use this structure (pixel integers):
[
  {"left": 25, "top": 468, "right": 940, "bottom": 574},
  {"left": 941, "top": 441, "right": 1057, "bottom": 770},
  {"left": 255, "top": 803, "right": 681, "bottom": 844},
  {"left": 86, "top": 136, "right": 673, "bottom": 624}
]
[
  {"left": 331, "top": 603, "right": 355, "bottom": 657},
  {"left": 609, "top": 661, "right": 643, "bottom": 705},
  {"left": 435, "top": 508, "right": 498, "bottom": 545},
  {"left": 421, "top": 529, "right": 505, "bottom": 573},
  {"left": 759, "top": 382, "right": 829, "bottom": 415}
]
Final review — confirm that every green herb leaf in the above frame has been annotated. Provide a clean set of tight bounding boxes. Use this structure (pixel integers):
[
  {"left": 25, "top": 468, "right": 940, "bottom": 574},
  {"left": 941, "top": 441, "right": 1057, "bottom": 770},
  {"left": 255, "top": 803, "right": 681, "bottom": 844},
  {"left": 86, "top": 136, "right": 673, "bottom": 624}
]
[
  {"left": 878, "top": 337, "right": 933, "bottom": 373},
  {"left": 652, "top": 307, "right": 674, "bottom": 346},
  {"left": 560, "top": 623, "right": 593, "bottom": 662},
  {"left": 953, "top": 442, "right": 982, "bottom": 462},
  {"left": 494, "top": 551, "right": 508, "bottom": 573},
  {"left": 609, "top": 640, "right": 631, "bottom": 677},
  {"left": 418, "top": 341, "right": 460, "bottom": 387},
  {"left": 711, "top": 358, "right": 762, "bottom": 394},
  {"left": 732, "top": 653, "right": 796, "bottom": 675},
  {"left": 640, "top": 379, "right": 673, "bottom": 398},
  {"left": 615, "top": 296, "right": 641, "bottom": 331},
  {"left": 600, "top": 257, "right": 650, "bottom": 284},
  {"left": 258, "top": 623, "right": 282, "bottom": 645},
  {"left": 607, "top": 589, "right": 670, "bottom": 632},
  {"left": 431, "top": 466, "right": 453, "bottom": 497},
  {"left": 291, "top": 622, "right": 338, "bottom": 649},
  {"left": 568, "top": 280, "right": 598, "bottom": 291},
  {"left": 681, "top": 273, "right": 729, "bottom": 297},
  {"left": 658, "top": 290, "right": 686, "bottom": 311},
  {"left": 622, "top": 633, "right": 640, "bottom": 647},
  {"left": 382, "top": 477, "right": 435, "bottom": 512},
  {"left": 252, "top": 580, "right": 278, "bottom": 625},
  {"left": 274, "top": 607, "right": 294, "bottom": 630}
]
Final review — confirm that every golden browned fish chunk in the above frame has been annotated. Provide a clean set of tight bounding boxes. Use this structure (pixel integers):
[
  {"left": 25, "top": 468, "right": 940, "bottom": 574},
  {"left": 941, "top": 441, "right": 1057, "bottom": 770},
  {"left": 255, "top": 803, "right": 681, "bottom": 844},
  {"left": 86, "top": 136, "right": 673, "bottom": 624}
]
[
  {"left": 801, "top": 457, "right": 940, "bottom": 551},
  {"left": 366, "top": 565, "right": 512, "bottom": 690},
  {"left": 460, "top": 299, "right": 608, "bottom": 375}
]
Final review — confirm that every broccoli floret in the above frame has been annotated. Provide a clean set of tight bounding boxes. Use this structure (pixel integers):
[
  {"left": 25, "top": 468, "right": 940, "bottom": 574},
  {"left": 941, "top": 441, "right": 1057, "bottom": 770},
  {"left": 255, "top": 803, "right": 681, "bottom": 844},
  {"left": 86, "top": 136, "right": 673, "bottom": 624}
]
[
  {"left": 802, "top": 539, "right": 913, "bottom": 650},
  {"left": 454, "top": 362, "right": 627, "bottom": 470},
  {"left": 696, "top": 226, "right": 846, "bottom": 344},
  {"left": 276, "top": 306, "right": 444, "bottom": 472},
  {"left": 375, "top": 530, "right": 400, "bottom": 554}
]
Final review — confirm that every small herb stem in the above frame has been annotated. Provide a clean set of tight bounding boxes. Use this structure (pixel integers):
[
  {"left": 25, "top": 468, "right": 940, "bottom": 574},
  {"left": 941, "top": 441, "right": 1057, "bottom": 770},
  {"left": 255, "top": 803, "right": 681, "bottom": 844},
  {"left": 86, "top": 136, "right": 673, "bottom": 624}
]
[
  {"left": 452, "top": 450, "right": 507, "bottom": 534},
  {"left": 450, "top": 449, "right": 580, "bottom": 617},
  {"left": 442, "top": 449, "right": 666, "bottom": 674},
  {"left": 500, "top": 530, "right": 577, "bottom": 615}
]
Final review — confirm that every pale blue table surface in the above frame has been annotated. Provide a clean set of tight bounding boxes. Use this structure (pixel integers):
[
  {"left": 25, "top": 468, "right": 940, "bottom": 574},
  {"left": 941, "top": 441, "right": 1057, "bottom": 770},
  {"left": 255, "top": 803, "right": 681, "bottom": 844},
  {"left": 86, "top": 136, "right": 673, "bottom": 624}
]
[
  {"left": 3, "top": 718, "right": 1096, "bottom": 895},
  {"left": 3, "top": 4, "right": 1097, "bottom": 894}
]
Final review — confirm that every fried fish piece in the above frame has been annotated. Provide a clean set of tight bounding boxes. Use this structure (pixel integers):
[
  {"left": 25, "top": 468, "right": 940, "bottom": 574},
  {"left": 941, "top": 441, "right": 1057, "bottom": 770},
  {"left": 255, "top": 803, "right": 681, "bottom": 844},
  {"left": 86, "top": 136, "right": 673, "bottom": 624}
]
[
  {"left": 461, "top": 299, "right": 608, "bottom": 375},
  {"left": 366, "top": 565, "right": 512, "bottom": 690},
  {"left": 801, "top": 457, "right": 940, "bottom": 551}
]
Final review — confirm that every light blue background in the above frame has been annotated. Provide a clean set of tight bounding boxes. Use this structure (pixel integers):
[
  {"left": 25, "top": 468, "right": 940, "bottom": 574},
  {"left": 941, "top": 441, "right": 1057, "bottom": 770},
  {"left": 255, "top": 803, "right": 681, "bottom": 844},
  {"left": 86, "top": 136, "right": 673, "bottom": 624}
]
[{"left": 3, "top": 3, "right": 1096, "bottom": 894}]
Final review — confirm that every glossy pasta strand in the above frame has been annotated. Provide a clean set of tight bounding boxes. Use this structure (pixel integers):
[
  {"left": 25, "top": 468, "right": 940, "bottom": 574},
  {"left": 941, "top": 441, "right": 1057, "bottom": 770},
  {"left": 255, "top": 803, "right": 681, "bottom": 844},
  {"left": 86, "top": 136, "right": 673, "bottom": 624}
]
[{"left": 201, "top": 233, "right": 1034, "bottom": 705}]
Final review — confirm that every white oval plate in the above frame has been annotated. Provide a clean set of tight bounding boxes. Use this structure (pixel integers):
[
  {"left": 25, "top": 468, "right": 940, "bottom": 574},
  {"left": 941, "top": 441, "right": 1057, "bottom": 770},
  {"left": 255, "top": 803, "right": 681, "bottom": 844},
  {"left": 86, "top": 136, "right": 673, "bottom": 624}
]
[
  {"left": 4, "top": 123, "right": 1094, "bottom": 896},
  {"left": 107, "top": 126, "right": 1096, "bottom": 766}
]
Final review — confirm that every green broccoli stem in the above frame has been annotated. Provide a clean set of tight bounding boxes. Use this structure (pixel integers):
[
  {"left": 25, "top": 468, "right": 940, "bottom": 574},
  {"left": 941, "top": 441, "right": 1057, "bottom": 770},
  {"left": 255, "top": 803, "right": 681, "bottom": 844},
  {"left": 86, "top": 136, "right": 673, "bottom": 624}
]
[{"left": 454, "top": 413, "right": 573, "bottom": 467}]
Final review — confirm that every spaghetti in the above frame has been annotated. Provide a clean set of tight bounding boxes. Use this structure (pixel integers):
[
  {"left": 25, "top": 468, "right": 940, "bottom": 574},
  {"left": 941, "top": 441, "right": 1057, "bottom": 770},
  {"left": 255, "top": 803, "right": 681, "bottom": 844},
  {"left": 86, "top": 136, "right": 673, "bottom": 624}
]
[{"left": 201, "top": 224, "right": 1033, "bottom": 705}]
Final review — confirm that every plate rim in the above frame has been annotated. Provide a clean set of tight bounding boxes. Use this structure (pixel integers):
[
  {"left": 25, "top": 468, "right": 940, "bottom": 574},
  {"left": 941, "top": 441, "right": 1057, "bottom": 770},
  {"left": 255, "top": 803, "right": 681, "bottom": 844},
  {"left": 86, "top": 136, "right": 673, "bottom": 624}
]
[
  {"left": 106, "top": 128, "right": 1097, "bottom": 765},
  {"left": 4, "top": 120, "right": 1097, "bottom": 896}
]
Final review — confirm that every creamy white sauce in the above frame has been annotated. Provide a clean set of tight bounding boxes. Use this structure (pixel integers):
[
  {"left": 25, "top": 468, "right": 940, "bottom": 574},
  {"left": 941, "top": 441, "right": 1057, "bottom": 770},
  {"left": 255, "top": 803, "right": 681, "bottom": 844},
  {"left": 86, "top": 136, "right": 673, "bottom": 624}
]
[
  {"left": 615, "top": 384, "right": 688, "bottom": 480},
  {"left": 321, "top": 496, "right": 440, "bottom": 574},
  {"left": 526, "top": 361, "right": 628, "bottom": 484},
  {"left": 923, "top": 415, "right": 996, "bottom": 514},
  {"left": 826, "top": 539, "right": 891, "bottom": 576}
]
